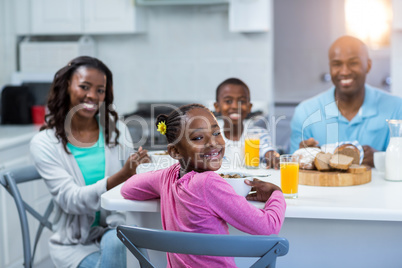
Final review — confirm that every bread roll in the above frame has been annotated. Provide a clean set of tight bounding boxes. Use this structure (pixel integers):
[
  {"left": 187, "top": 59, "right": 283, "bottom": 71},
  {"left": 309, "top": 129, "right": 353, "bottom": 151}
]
[
  {"left": 329, "top": 154, "right": 354, "bottom": 170},
  {"left": 334, "top": 144, "right": 360, "bottom": 165},
  {"left": 293, "top": 147, "right": 321, "bottom": 170},
  {"left": 314, "top": 152, "right": 332, "bottom": 171},
  {"left": 347, "top": 164, "right": 367, "bottom": 174}
]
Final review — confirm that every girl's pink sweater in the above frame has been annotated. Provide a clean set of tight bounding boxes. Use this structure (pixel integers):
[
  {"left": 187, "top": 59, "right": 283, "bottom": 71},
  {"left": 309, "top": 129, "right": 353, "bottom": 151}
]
[{"left": 121, "top": 163, "right": 286, "bottom": 268}]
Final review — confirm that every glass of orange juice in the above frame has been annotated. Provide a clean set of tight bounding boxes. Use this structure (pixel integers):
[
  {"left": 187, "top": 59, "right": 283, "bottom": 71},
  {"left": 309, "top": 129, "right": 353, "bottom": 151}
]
[
  {"left": 244, "top": 129, "right": 261, "bottom": 169},
  {"left": 280, "top": 154, "right": 299, "bottom": 199}
]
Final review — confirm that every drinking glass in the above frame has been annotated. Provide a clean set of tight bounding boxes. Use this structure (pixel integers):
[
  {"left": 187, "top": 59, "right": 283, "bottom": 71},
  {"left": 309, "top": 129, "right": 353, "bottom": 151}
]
[
  {"left": 244, "top": 129, "right": 261, "bottom": 169},
  {"left": 280, "top": 154, "right": 299, "bottom": 199},
  {"left": 385, "top": 119, "right": 402, "bottom": 181}
]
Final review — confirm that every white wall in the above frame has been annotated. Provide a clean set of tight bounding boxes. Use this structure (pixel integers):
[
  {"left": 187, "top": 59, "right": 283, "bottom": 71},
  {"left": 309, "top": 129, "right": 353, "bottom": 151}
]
[
  {"left": 273, "top": 0, "right": 391, "bottom": 104},
  {"left": 2, "top": 1, "right": 399, "bottom": 112},
  {"left": 91, "top": 5, "right": 274, "bottom": 115},
  {"left": 273, "top": 0, "right": 344, "bottom": 103},
  {"left": 391, "top": 0, "right": 402, "bottom": 97},
  {"left": 0, "top": 3, "right": 274, "bottom": 116}
]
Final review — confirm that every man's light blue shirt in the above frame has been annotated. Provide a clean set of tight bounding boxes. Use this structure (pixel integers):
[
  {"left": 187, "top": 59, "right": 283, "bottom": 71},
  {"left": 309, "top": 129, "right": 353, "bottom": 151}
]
[{"left": 290, "top": 85, "right": 402, "bottom": 153}]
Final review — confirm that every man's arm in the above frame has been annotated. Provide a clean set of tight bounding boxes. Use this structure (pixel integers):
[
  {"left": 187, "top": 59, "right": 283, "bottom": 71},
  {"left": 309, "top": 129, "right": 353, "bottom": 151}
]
[{"left": 362, "top": 145, "right": 377, "bottom": 167}]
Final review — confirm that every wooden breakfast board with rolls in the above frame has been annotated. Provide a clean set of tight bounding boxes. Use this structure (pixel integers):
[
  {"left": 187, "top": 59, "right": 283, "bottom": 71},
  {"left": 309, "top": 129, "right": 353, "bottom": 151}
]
[
  {"left": 299, "top": 167, "right": 371, "bottom": 186},
  {"left": 294, "top": 143, "right": 371, "bottom": 186}
]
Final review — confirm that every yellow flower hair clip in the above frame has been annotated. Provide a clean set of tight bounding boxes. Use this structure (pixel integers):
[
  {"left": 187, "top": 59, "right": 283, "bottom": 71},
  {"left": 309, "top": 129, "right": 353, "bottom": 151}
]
[{"left": 157, "top": 121, "right": 167, "bottom": 135}]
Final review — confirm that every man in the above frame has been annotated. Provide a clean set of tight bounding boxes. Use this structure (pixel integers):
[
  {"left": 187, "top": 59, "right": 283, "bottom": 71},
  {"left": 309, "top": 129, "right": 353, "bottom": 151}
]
[{"left": 290, "top": 35, "right": 402, "bottom": 166}]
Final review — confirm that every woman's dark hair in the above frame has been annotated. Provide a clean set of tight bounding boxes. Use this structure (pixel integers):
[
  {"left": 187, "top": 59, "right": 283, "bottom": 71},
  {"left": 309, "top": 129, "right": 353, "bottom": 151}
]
[
  {"left": 41, "top": 56, "right": 119, "bottom": 153},
  {"left": 155, "top": 103, "right": 211, "bottom": 144},
  {"left": 215, "top": 77, "right": 250, "bottom": 102}
]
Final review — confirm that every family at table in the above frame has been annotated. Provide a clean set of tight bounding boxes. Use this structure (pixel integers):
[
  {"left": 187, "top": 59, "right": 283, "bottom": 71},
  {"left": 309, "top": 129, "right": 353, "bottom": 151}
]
[{"left": 28, "top": 35, "right": 402, "bottom": 268}]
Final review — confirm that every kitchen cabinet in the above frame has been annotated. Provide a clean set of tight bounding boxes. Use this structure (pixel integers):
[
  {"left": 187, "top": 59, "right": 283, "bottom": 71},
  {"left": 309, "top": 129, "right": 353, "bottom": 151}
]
[
  {"left": 0, "top": 126, "right": 52, "bottom": 268},
  {"left": 31, "top": 0, "right": 81, "bottom": 34},
  {"left": 31, "top": 0, "right": 146, "bottom": 35},
  {"left": 83, "top": 0, "right": 146, "bottom": 34},
  {"left": 229, "top": 0, "right": 271, "bottom": 32}
]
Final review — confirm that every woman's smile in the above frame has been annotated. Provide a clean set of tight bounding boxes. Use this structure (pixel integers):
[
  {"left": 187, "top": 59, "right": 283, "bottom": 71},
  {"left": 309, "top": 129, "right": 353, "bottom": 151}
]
[{"left": 82, "top": 102, "right": 98, "bottom": 111}]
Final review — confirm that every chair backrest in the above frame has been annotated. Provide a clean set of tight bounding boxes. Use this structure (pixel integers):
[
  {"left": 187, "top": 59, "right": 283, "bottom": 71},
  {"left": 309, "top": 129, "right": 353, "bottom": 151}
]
[
  {"left": 117, "top": 225, "right": 289, "bottom": 268},
  {"left": 0, "top": 165, "right": 54, "bottom": 268}
]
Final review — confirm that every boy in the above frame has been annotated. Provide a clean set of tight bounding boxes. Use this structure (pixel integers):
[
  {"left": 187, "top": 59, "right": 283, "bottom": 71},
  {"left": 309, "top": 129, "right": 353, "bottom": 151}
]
[{"left": 214, "top": 78, "right": 279, "bottom": 169}]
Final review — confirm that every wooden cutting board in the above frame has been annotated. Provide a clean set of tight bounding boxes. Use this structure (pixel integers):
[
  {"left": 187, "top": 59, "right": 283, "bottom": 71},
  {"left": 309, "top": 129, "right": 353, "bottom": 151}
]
[{"left": 299, "top": 167, "right": 371, "bottom": 186}]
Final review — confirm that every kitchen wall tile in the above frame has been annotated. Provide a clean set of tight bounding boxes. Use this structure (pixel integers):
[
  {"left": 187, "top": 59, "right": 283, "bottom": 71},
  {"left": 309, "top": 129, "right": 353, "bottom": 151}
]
[
  {"left": 192, "top": 9, "right": 234, "bottom": 60},
  {"left": 194, "top": 60, "right": 234, "bottom": 105},
  {"left": 149, "top": 7, "right": 198, "bottom": 60},
  {"left": 116, "top": 61, "right": 163, "bottom": 114},
  {"left": 159, "top": 61, "right": 197, "bottom": 101},
  {"left": 231, "top": 60, "right": 272, "bottom": 109},
  {"left": 231, "top": 33, "right": 271, "bottom": 59}
]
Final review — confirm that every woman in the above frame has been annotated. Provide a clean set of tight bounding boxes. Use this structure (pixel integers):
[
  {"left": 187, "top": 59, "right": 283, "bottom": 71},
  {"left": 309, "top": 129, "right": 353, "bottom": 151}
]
[{"left": 30, "top": 56, "right": 149, "bottom": 268}]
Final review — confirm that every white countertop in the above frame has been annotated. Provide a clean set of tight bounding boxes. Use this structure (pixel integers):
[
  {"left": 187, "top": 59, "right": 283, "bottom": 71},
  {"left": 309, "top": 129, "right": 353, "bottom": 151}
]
[
  {"left": 101, "top": 166, "right": 402, "bottom": 222},
  {"left": 0, "top": 125, "right": 40, "bottom": 151}
]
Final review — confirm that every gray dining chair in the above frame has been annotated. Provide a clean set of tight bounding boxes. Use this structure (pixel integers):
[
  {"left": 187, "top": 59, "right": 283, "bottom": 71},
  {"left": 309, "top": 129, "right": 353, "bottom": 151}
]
[
  {"left": 0, "top": 165, "right": 54, "bottom": 268},
  {"left": 117, "top": 225, "right": 289, "bottom": 268}
]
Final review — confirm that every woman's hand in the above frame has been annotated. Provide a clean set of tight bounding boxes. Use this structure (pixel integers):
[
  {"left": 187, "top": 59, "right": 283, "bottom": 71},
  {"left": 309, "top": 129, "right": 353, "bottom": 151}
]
[
  {"left": 245, "top": 178, "right": 282, "bottom": 202},
  {"left": 123, "top": 146, "right": 151, "bottom": 177},
  {"left": 264, "top": 150, "right": 280, "bottom": 169},
  {"left": 107, "top": 147, "right": 151, "bottom": 190}
]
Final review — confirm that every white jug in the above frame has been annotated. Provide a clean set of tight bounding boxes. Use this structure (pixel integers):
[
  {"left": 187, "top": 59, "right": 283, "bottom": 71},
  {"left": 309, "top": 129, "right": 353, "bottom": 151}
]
[{"left": 385, "top": 119, "right": 402, "bottom": 181}]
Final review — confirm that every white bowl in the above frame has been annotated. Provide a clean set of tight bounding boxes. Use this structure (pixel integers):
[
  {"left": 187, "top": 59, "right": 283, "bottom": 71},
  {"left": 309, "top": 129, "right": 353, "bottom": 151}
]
[
  {"left": 218, "top": 172, "right": 253, "bottom": 197},
  {"left": 148, "top": 150, "right": 178, "bottom": 168}
]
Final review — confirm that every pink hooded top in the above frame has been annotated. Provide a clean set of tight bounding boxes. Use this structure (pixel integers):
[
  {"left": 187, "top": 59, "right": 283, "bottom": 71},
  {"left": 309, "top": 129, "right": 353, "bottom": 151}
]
[{"left": 121, "top": 163, "right": 286, "bottom": 268}]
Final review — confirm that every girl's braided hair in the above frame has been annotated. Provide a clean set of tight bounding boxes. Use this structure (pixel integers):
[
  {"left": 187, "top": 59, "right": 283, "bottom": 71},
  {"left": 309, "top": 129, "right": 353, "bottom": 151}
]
[{"left": 155, "top": 103, "right": 211, "bottom": 144}]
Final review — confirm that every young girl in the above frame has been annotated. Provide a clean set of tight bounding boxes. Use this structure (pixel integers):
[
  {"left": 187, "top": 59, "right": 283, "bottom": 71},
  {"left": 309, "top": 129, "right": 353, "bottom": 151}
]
[
  {"left": 121, "top": 104, "right": 286, "bottom": 268},
  {"left": 214, "top": 78, "right": 280, "bottom": 169}
]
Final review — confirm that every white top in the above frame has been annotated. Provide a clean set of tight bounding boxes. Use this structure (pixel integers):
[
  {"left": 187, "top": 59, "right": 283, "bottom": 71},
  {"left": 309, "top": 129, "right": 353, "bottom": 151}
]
[
  {"left": 30, "top": 122, "right": 133, "bottom": 268},
  {"left": 102, "top": 166, "right": 402, "bottom": 222},
  {"left": 217, "top": 119, "right": 275, "bottom": 169}
]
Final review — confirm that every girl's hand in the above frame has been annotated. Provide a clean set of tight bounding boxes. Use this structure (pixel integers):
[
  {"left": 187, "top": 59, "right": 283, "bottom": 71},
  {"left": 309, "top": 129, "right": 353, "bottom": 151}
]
[
  {"left": 123, "top": 146, "right": 151, "bottom": 177},
  {"left": 245, "top": 178, "right": 282, "bottom": 202},
  {"left": 264, "top": 150, "right": 280, "bottom": 169}
]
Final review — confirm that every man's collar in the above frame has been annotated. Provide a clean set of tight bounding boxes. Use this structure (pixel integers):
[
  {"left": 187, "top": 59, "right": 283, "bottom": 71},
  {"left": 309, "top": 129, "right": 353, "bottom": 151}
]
[
  {"left": 328, "top": 85, "right": 378, "bottom": 119},
  {"left": 324, "top": 85, "right": 377, "bottom": 123},
  {"left": 359, "top": 85, "right": 377, "bottom": 118}
]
